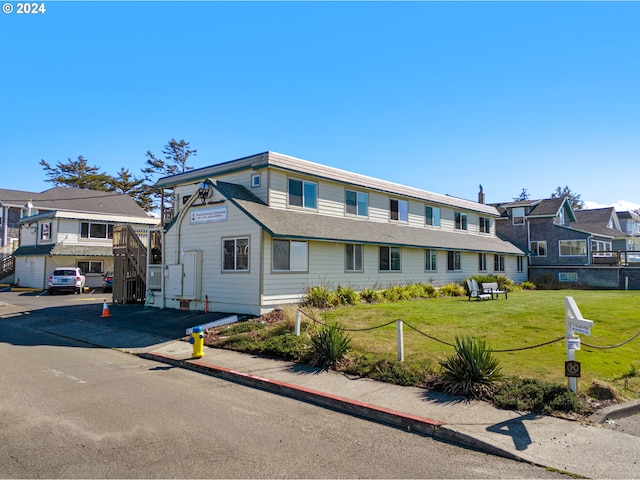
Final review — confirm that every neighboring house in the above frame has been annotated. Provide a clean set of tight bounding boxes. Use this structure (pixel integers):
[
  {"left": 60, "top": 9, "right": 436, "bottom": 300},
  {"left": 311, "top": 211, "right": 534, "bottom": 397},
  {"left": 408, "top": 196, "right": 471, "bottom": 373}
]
[
  {"left": 616, "top": 211, "right": 640, "bottom": 252},
  {"left": 0, "top": 188, "right": 38, "bottom": 256},
  {"left": 150, "top": 151, "right": 527, "bottom": 316},
  {"left": 12, "top": 187, "right": 158, "bottom": 289},
  {"left": 492, "top": 198, "right": 640, "bottom": 289}
]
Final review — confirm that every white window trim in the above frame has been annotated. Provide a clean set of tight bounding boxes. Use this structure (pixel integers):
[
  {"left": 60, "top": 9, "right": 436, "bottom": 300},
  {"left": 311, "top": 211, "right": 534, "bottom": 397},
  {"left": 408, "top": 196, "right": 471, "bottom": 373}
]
[
  {"left": 512, "top": 207, "right": 525, "bottom": 225},
  {"left": 559, "top": 239, "right": 587, "bottom": 257}
]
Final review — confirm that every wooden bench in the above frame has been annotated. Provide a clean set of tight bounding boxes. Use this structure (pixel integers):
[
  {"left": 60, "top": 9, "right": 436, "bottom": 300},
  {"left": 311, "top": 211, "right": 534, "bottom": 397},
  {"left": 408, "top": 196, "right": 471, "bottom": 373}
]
[{"left": 482, "top": 282, "right": 508, "bottom": 300}]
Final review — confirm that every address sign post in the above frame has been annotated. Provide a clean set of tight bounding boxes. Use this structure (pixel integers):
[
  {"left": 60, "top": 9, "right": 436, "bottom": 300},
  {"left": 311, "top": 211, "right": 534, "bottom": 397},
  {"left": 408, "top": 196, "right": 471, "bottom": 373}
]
[{"left": 564, "top": 296, "right": 594, "bottom": 393}]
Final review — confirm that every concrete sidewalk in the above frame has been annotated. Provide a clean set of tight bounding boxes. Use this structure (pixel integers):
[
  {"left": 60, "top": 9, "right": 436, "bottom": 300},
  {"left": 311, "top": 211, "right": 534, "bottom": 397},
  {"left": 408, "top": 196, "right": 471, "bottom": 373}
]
[
  {"left": 134, "top": 340, "right": 640, "bottom": 479},
  {"left": 4, "top": 299, "right": 640, "bottom": 478}
]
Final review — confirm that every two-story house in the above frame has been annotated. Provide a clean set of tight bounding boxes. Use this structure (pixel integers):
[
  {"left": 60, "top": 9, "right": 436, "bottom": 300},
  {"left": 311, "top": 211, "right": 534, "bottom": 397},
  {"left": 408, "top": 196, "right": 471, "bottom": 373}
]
[
  {"left": 616, "top": 211, "right": 640, "bottom": 254},
  {"left": 492, "top": 199, "right": 640, "bottom": 289},
  {"left": 0, "top": 188, "right": 38, "bottom": 256},
  {"left": 13, "top": 187, "right": 158, "bottom": 290},
  {"left": 150, "top": 151, "right": 527, "bottom": 316}
]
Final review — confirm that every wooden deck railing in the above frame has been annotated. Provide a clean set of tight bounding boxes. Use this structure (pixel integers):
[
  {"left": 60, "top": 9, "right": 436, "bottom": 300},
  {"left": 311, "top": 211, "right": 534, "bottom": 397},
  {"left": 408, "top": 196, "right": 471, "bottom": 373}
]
[{"left": 591, "top": 251, "right": 640, "bottom": 266}]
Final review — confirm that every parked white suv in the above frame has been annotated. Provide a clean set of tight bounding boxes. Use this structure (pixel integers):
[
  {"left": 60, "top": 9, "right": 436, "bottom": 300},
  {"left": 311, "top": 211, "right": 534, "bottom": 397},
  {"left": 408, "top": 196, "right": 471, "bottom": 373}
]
[{"left": 48, "top": 267, "right": 86, "bottom": 295}]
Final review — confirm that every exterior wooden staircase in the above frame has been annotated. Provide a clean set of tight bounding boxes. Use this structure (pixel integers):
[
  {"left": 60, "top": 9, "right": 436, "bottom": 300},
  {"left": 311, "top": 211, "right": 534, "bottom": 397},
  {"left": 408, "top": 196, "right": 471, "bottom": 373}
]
[
  {"left": 0, "top": 255, "right": 15, "bottom": 281},
  {"left": 112, "top": 225, "right": 147, "bottom": 304}
]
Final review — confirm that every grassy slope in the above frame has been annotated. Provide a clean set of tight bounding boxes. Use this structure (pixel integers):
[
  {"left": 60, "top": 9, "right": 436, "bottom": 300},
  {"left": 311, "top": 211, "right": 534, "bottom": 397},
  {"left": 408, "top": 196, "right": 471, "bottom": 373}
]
[{"left": 319, "top": 290, "right": 640, "bottom": 397}]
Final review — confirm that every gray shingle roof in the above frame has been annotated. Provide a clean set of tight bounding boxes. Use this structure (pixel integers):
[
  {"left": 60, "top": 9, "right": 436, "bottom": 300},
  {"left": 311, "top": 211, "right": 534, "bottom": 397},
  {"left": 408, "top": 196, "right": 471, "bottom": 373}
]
[
  {"left": 0, "top": 186, "right": 151, "bottom": 218},
  {"left": 215, "top": 182, "right": 523, "bottom": 255},
  {"left": 573, "top": 208, "right": 628, "bottom": 239},
  {"left": 13, "top": 244, "right": 113, "bottom": 257},
  {"left": 156, "top": 151, "right": 499, "bottom": 216}
]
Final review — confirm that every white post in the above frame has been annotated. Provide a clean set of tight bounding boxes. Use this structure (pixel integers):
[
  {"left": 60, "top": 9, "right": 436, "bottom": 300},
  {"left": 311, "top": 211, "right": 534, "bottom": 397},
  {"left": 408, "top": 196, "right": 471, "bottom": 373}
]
[
  {"left": 396, "top": 319, "right": 404, "bottom": 362},
  {"left": 564, "top": 296, "right": 594, "bottom": 393},
  {"left": 295, "top": 310, "right": 301, "bottom": 337}
]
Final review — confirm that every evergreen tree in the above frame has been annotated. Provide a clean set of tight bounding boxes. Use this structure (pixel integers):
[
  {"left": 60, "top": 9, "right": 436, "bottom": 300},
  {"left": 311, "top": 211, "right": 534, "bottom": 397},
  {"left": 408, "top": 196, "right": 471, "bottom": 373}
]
[
  {"left": 141, "top": 139, "right": 197, "bottom": 215},
  {"left": 512, "top": 188, "right": 530, "bottom": 201},
  {"left": 551, "top": 186, "right": 585, "bottom": 210},
  {"left": 39, "top": 156, "right": 112, "bottom": 191}
]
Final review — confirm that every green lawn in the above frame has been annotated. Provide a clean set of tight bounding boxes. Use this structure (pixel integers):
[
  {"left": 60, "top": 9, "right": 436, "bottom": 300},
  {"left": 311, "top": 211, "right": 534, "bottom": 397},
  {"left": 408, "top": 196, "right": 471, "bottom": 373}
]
[{"left": 319, "top": 290, "right": 640, "bottom": 398}]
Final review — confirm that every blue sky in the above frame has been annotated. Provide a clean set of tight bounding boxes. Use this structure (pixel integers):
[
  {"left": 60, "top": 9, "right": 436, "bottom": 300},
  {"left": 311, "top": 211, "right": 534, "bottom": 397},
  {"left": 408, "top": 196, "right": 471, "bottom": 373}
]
[{"left": 2, "top": 1, "right": 639, "bottom": 211}]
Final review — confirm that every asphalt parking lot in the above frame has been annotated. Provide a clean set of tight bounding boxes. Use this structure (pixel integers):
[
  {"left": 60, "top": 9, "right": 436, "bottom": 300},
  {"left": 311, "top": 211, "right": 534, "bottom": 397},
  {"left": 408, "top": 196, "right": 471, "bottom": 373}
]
[{"left": 0, "top": 288, "right": 235, "bottom": 347}]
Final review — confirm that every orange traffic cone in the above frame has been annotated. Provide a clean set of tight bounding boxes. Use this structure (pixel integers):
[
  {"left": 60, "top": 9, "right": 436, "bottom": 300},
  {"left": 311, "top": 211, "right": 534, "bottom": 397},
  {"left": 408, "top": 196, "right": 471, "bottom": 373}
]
[{"left": 101, "top": 299, "right": 111, "bottom": 318}]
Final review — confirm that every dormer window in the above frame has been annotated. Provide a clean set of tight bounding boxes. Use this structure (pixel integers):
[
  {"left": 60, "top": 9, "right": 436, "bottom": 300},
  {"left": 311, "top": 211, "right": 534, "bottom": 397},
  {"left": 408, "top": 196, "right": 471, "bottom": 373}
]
[
  {"left": 558, "top": 208, "right": 565, "bottom": 225},
  {"left": 512, "top": 207, "right": 525, "bottom": 225}
]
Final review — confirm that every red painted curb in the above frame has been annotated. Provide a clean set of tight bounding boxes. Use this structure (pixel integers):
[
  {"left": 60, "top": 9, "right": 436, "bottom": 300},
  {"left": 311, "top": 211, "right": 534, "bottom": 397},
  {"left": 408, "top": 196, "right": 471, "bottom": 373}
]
[{"left": 141, "top": 351, "right": 444, "bottom": 436}]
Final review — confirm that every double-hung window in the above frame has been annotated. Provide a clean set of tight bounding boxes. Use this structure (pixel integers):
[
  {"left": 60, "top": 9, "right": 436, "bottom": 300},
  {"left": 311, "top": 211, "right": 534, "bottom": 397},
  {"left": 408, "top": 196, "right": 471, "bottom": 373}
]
[
  {"left": 390, "top": 199, "right": 408, "bottom": 222},
  {"left": 447, "top": 251, "right": 461, "bottom": 271},
  {"left": 425, "top": 206, "right": 440, "bottom": 227},
  {"left": 288, "top": 178, "right": 317, "bottom": 209},
  {"left": 512, "top": 207, "right": 525, "bottom": 225},
  {"left": 379, "top": 246, "right": 401, "bottom": 271},
  {"left": 273, "top": 239, "right": 308, "bottom": 271},
  {"left": 345, "top": 244, "right": 363, "bottom": 272},
  {"left": 346, "top": 191, "right": 368, "bottom": 217},
  {"left": 559, "top": 240, "right": 587, "bottom": 256},
  {"left": 479, "top": 253, "right": 488, "bottom": 272},
  {"left": 517, "top": 256, "right": 525, "bottom": 272},
  {"left": 494, "top": 254, "right": 505, "bottom": 272},
  {"left": 223, "top": 237, "right": 249, "bottom": 271},
  {"left": 530, "top": 241, "right": 547, "bottom": 256},
  {"left": 479, "top": 217, "right": 491, "bottom": 234},
  {"left": 81, "top": 222, "right": 113, "bottom": 239},
  {"left": 425, "top": 249, "right": 437, "bottom": 271},
  {"left": 40, "top": 222, "right": 52, "bottom": 240},
  {"left": 454, "top": 212, "right": 467, "bottom": 230}
]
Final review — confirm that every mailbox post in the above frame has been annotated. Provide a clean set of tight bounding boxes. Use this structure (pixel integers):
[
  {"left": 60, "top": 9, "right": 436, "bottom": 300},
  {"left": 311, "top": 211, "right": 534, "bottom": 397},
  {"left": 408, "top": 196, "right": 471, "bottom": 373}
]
[{"left": 564, "top": 297, "right": 594, "bottom": 393}]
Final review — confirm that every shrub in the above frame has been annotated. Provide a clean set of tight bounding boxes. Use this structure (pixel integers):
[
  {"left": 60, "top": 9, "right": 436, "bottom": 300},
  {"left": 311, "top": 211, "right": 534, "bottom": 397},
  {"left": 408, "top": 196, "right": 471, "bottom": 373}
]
[
  {"left": 439, "top": 282, "right": 466, "bottom": 297},
  {"left": 262, "top": 333, "right": 312, "bottom": 362},
  {"left": 335, "top": 285, "right": 361, "bottom": 306},
  {"left": 360, "top": 288, "right": 384, "bottom": 303},
  {"left": 493, "top": 377, "right": 585, "bottom": 415},
  {"left": 438, "top": 336, "right": 502, "bottom": 399},
  {"left": 418, "top": 283, "right": 439, "bottom": 298},
  {"left": 310, "top": 321, "right": 351, "bottom": 370},
  {"left": 519, "top": 281, "right": 537, "bottom": 290},
  {"left": 303, "top": 285, "right": 337, "bottom": 309},
  {"left": 343, "top": 354, "right": 435, "bottom": 386}
]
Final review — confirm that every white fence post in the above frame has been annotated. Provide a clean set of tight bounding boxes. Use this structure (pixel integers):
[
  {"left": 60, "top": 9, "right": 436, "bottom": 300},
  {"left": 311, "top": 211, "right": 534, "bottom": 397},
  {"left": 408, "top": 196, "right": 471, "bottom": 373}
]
[
  {"left": 295, "top": 310, "right": 301, "bottom": 337},
  {"left": 396, "top": 319, "right": 404, "bottom": 362}
]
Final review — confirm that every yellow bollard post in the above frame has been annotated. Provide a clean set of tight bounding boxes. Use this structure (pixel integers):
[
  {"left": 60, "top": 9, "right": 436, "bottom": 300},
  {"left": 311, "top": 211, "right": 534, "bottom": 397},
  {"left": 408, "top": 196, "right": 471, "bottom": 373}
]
[{"left": 190, "top": 326, "right": 205, "bottom": 358}]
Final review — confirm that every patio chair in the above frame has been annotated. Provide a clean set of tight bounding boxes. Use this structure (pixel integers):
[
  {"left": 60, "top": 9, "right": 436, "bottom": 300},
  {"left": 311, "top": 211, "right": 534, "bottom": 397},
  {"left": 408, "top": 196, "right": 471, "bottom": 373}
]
[{"left": 466, "top": 279, "right": 491, "bottom": 301}]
